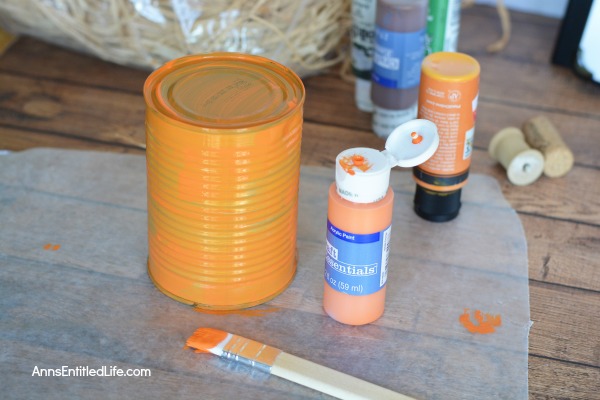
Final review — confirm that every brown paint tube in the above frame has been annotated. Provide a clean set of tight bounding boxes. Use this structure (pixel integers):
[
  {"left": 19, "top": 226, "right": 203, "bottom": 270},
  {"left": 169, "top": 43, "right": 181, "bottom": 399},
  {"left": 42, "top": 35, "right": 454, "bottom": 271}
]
[{"left": 370, "top": 0, "right": 428, "bottom": 137}]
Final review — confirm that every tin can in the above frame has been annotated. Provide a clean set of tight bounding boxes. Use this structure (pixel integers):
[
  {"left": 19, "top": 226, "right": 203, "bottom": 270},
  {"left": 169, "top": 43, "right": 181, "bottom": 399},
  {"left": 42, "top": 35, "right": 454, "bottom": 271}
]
[
  {"left": 413, "top": 51, "right": 480, "bottom": 222},
  {"left": 144, "top": 53, "right": 305, "bottom": 309}
]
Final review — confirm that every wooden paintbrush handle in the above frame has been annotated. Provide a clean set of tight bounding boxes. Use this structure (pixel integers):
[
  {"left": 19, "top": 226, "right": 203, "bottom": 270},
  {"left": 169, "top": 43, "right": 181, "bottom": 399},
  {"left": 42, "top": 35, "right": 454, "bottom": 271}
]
[{"left": 271, "top": 352, "right": 417, "bottom": 400}]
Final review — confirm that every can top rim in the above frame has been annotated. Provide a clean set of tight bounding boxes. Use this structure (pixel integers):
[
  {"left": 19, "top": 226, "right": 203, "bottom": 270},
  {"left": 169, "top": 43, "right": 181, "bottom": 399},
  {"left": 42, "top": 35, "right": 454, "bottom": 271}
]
[{"left": 144, "top": 53, "right": 305, "bottom": 130}]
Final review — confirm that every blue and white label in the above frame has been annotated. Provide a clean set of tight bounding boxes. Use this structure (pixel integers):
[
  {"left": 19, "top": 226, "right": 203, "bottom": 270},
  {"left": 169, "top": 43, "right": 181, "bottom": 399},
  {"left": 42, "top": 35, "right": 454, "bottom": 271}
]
[
  {"left": 372, "top": 28, "right": 426, "bottom": 89},
  {"left": 324, "top": 220, "right": 391, "bottom": 296}
]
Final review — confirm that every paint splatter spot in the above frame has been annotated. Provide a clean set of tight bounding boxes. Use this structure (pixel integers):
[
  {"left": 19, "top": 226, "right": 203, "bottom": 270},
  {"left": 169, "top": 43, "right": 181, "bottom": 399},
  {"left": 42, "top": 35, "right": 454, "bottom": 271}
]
[
  {"left": 43, "top": 243, "right": 61, "bottom": 251},
  {"left": 459, "top": 309, "right": 502, "bottom": 334},
  {"left": 339, "top": 154, "right": 372, "bottom": 176},
  {"left": 411, "top": 131, "right": 423, "bottom": 144}
]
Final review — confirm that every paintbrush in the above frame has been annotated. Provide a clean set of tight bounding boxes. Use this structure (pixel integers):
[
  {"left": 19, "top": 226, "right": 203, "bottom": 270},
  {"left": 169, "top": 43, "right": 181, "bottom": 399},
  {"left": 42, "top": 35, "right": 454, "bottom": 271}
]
[{"left": 186, "top": 327, "right": 417, "bottom": 400}]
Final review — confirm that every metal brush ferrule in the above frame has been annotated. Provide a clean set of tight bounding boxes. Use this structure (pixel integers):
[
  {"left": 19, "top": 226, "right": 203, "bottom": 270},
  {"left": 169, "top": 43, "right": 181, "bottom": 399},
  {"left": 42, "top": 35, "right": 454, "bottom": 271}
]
[
  {"left": 221, "top": 349, "right": 273, "bottom": 373},
  {"left": 220, "top": 335, "right": 282, "bottom": 374}
]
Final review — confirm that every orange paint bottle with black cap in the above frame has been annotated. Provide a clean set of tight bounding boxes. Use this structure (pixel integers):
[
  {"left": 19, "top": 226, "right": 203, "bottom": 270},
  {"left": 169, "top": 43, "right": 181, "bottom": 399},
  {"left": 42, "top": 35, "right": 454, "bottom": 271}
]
[{"left": 413, "top": 52, "right": 480, "bottom": 222}]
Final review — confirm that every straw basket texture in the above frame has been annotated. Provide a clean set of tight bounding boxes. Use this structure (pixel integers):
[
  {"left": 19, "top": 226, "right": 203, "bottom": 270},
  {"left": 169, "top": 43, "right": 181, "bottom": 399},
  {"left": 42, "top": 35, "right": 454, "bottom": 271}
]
[{"left": 0, "top": 0, "right": 350, "bottom": 76}]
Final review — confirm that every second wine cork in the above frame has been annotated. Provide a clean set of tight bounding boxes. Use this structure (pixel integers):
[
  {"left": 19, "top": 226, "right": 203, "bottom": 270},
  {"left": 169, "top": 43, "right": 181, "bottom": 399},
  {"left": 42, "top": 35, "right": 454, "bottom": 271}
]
[
  {"left": 489, "top": 127, "right": 545, "bottom": 186},
  {"left": 522, "top": 115, "right": 574, "bottom": 178}
]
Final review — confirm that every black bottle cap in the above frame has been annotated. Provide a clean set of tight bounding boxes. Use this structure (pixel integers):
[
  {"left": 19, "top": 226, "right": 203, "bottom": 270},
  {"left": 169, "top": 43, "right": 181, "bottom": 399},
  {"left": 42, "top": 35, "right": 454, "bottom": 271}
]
[{"left": 413, "top": 185, "right": 462, "bottom": 222}]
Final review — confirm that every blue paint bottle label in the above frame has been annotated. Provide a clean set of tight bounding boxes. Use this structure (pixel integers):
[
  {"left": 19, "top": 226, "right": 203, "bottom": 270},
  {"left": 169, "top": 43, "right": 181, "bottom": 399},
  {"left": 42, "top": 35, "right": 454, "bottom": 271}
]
[
  {"left": 372, "top": 27, "right": 426, "bottom": 89},
  {"left": 324, "top": 220, "right": 391, "bottom": 296}
]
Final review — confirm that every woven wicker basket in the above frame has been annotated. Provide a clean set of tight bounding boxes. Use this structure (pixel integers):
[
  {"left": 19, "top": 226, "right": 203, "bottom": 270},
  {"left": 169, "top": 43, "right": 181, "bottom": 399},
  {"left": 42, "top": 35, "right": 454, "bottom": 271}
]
[{"left": 0, "top": 0, "right": 350, "bottom": 76}]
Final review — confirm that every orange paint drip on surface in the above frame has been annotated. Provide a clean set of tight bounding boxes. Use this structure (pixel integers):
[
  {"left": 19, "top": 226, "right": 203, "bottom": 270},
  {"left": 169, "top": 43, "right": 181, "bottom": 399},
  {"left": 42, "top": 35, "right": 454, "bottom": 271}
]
[
  {"left": 186, "top": 328, "right": 229, "bottom": 353},
  {"left": 459, "top": 309, "right": 502, "bottom": 334},
  {"left": 339, "top": 154, "right": 373, "bottom": 176}
]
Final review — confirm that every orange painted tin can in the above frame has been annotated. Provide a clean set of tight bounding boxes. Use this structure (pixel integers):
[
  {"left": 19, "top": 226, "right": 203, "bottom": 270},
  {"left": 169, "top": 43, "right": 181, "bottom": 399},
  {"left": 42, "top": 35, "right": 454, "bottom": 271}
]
[{"left": 143, "top": 53, "right": 305, "bottom": 309}]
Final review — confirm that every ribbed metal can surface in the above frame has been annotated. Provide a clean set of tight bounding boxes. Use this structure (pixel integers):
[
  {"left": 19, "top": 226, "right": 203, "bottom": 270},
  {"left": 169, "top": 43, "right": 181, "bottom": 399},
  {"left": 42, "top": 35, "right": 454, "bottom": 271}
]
[{"left": 143, "top": 53, "right": 305, "bottom": 309}]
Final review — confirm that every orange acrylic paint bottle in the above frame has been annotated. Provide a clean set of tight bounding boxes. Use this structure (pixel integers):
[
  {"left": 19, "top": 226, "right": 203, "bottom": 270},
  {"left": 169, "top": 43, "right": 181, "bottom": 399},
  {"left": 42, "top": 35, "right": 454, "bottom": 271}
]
[
  {"left": 413, "top": 52, "right": 480, "bottom": 222},
  {"left": 323, "top": 119, "right": 439, "bottom": 325}
]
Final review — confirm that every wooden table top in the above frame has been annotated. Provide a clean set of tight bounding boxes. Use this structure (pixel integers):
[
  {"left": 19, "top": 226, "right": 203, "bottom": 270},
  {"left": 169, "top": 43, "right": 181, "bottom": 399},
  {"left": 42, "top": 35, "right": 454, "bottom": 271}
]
[{"left": 0, "top": 5, "right": 598, "bottom": 399}]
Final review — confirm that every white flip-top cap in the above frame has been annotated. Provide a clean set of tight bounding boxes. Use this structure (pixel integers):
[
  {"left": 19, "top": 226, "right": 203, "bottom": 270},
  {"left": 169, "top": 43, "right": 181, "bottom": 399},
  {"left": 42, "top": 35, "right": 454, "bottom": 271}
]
[{"left": 335, "top": 119, "right": 439, "bottom": 203}]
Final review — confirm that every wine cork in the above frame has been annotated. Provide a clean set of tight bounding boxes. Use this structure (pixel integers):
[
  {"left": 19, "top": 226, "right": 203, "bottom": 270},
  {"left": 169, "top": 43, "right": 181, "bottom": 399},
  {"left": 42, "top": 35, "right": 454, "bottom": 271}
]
[
  {"left": 522, "top": 115, "right": 574, "bottom": 178},
  {"left": 489, "top": 127, "right": 545, "bottom": 186}
]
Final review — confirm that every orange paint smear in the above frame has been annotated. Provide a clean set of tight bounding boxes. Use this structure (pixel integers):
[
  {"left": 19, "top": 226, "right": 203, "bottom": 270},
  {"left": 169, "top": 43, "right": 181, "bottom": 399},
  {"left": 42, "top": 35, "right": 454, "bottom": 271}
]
[
  {"left": 193, "top": 306, "right": 280, "bottom": 317},
  {"left": 459, "top": 309, "right": 502, "bottom": 334},
  {"left": 339, "top": 154, "right": 372, "bottom": 176},
  {"left": 186, "top": 327, "right": 229, "bottom": 353},
  {"left": 43, "top": 243, "right": 60, "bottom": 251}
]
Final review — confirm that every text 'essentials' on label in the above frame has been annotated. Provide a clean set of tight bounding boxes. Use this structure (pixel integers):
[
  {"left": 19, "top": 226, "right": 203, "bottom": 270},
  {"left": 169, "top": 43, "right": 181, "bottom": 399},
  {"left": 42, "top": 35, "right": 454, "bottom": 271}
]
[{"left": 324, "top": 220, "right": 391, "bottom": 296}]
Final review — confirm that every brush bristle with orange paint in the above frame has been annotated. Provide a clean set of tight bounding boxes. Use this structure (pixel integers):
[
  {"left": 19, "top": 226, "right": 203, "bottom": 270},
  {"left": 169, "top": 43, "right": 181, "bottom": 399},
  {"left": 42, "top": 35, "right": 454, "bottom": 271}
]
[{"left": 186, "top": 327, "right": 416, "bottom": 400}]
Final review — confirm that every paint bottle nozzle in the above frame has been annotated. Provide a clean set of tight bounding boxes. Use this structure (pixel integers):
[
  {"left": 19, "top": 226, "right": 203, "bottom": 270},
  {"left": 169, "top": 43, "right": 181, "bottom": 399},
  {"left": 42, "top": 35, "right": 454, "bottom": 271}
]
[{"left": 335, "top": 119, "right": 439, "bottom": 203}]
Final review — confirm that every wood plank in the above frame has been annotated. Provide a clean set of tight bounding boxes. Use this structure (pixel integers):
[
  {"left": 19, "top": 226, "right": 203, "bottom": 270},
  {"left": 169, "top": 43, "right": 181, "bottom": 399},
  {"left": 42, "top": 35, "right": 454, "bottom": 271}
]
[
  {"left": 529, "top": 355, "right": 600, "bottom": 400},
  {"left": 461, "top": 4, "right": 562, "bottom": 28},
  {"left": 0, "top": 126, "right": 143, "bottom": 154},
  {"left": 2, "top": 23, "right": 598, "bottom": 167},
  {"left": 529, "top": 281, "right": 600, "bottom": 367},
  {"left": 459, "top": 5, "right": 562, "bottom": 66},
  {"left": 523, "top": 215, "right": 600, "bottom": 292},
  {"left": 0, "top": 36, "right": 147, "bottom": 93},
  {"left": 469, "top": 151, "right": 600, "bottom": 226},
  {"left": 0, "top": 72, "right": 146, "bottom": 147},
  {"left": 303, "top": 73, "right": 372, "bottom": 131},
  {"left": 473, "top": 101, "right": 599, "bottom": 168},
  {"left": 478, "top": 57, "right": 600, "bottom": 118},
  {"left": 0, "top": 67, "right": 597, "bottom": 226},
  {"left": 460, "top": 7, "right": 600, "bottom": 118}
]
